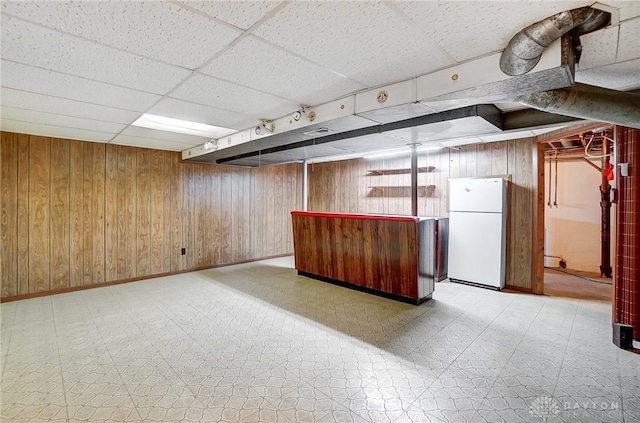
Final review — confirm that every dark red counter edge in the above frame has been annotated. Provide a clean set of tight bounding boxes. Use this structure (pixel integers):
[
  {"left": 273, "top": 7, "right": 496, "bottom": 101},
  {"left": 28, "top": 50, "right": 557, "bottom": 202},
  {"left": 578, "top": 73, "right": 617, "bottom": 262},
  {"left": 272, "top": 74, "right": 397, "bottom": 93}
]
[{"left": 291, "top": 210, "right": 417, "bottom": 223}]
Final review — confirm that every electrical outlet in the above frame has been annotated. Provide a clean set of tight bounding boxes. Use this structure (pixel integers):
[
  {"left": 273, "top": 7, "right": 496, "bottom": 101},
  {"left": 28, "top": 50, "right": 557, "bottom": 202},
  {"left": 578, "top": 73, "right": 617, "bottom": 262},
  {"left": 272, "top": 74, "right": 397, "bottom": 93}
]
[{"left": 181, "top": 248, "right": 186, "bottom": 255}]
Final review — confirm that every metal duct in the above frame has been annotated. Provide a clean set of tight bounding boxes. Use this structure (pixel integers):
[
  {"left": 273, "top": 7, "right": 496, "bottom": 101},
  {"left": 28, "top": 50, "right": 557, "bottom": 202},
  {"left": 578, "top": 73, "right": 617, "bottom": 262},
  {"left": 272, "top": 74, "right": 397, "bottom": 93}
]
[
  {"left": 518, "top": 83, "right": 640, "bottom": 129},
  {"left": 500, "top": 6, "right": 610, "bottom": 76}
]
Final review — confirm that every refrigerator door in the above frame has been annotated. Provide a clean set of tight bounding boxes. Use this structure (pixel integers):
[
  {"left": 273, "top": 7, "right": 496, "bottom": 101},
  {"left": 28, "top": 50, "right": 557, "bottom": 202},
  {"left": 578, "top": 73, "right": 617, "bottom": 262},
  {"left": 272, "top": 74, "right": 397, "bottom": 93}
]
[
  {"left": 448, "top": 211, "right": 505, "bottom": 288},
  {"left": 449, "top": 178, "right": 505, "bottom": 213}
]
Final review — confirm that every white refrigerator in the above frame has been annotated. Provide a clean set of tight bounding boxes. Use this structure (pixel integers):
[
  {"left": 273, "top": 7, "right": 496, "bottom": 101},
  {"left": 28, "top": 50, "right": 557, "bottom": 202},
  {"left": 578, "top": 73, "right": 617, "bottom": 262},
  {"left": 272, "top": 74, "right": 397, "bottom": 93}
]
[{"left": 448, "top": 177, "right": 507, "bottom": 289}]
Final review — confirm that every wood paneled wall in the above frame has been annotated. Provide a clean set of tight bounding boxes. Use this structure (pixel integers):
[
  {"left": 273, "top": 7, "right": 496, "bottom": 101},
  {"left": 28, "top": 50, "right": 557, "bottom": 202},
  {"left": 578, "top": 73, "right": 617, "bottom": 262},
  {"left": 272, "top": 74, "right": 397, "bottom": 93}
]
[
  {"left": 0, "top": 132, "right": 302, "bottom": 299},
  {"left": 308, "top": 139, "right": 536, "bottom": 291}
]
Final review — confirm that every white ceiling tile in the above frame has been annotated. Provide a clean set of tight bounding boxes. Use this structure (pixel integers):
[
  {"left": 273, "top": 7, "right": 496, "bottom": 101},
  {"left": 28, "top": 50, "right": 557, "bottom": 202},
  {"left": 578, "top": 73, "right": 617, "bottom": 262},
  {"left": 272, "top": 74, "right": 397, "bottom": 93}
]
[
  {"left": 617, "top": 18, "right": 640, "bottom": 62},
  {"left": 1, "top": 61, "right": 161, "bottom": 111},
  {"left": 1, "top": 88, "right": 140, "bottom": 124},
  {"left": 575, "top": 57, "right": 640, "bottom": 90},
  {"left": 201, "top": 36, "right": 367, "bottom": 106},
  {"left": 185, "top": 1, "right": 280, "bottom": 30},
  {"left": 1, "top": 1, "right": 241, "bottom": 69},
  {"left": 578, "top": 25, "right": 619, "bottom": 70},
  {"left": 2, "top": 15, "right": 191, "bottom": 94},
  {"left": 170, "top": 74, "right": 298, "bottom": 120},
  {"left": 1, "top": 106, "right": 126, "bottom": 134},
  {"left": 392, "top": 1, "right": 587, "bottom": 62},
  {"left": 110, "top": 134, "right": 202, "bottom": 151},
  {"left": 147, "top": 98, "right": 256, "bottom": 131},
  {"left": 604, "top": 1, "right": 640, "bottom": 21},
  {"left": 0, "top": 119, "right": 115, "bottom": 142},
  {"left": 253, "top": 1, "right": 455, "bottom": 87},
  {"left": 119, "top": 126, "right": 209, "bottom": 144}
]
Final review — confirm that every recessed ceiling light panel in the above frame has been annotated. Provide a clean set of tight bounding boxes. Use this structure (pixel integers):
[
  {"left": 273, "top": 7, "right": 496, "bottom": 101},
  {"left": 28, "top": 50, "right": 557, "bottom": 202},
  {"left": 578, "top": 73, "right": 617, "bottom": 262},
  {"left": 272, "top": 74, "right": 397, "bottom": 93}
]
[{"left": 132, "top": 113, "right": 235, "bottom": 138}]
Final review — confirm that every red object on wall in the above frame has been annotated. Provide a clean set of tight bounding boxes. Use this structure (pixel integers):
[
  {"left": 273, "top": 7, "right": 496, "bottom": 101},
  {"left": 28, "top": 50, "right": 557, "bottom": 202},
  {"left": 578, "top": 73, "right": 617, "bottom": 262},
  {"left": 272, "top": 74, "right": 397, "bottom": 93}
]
[
  {"left": 605, "top": 163, "right": 614, "bottom": 181},
  {"left": 614, "top": 126, "right": 640, "bottom": 341}
]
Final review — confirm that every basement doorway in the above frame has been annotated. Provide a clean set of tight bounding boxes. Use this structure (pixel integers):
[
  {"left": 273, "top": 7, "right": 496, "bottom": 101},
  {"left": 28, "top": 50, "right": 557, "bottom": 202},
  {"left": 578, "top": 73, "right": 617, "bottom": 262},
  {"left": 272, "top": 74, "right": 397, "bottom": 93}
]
[{"left": 541, "top": 125, "right": 616, "bottom": 301}]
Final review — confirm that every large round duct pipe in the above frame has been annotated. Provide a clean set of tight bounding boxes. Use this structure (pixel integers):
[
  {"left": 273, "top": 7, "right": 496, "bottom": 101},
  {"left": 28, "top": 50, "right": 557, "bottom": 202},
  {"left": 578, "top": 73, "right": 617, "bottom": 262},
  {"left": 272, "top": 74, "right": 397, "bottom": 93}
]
[
  {"left": 518, "top": 84, "right": 640, "bottom": 129},
  {"left": 500, "top": 7, "right": 610, "bottom": 76}
]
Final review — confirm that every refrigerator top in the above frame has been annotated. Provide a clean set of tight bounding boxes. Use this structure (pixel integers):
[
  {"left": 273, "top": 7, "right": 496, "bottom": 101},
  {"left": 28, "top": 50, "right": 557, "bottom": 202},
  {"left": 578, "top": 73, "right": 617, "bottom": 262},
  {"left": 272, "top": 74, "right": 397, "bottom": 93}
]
[{"left": 449, "top": 177, "right": 506, "bottom": 213}]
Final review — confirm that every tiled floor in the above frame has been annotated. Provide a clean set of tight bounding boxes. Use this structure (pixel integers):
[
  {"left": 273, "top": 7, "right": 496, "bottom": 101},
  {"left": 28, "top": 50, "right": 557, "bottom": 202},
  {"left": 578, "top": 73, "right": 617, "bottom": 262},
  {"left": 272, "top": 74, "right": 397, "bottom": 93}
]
[{"left": 1, "top": 256, "right": 638, "bottom": 423}]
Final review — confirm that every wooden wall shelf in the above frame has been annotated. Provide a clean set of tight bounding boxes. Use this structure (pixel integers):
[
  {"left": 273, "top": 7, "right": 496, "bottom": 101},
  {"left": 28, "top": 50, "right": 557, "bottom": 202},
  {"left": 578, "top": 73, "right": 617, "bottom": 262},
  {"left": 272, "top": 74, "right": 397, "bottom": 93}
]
[
  {"left": 368, "top": 185, "right": 436, "bottom": 197},
  {"left": 367, "top": 166, "right": 435, "bottom": 176}
]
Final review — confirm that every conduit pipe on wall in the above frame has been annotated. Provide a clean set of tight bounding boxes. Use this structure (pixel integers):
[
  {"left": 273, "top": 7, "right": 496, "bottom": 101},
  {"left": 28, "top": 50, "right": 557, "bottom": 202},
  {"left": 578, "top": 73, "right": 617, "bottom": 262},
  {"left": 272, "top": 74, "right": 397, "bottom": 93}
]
[{"left": 500, "top": 6, "right": 610, "bottom": 76}]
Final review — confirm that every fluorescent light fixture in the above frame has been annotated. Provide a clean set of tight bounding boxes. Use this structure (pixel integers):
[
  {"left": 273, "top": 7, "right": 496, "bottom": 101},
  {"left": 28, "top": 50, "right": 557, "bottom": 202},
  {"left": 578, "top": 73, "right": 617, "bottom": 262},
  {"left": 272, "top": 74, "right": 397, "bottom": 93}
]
[
  {"left": 364, "top": 145, "right": 442, "bottom": 159},
  {"left": 302, "top": 127, "right": 332, "bottom": 136},
  {"left": 132, "top": 114, "right": 235, "bottom": 138}
]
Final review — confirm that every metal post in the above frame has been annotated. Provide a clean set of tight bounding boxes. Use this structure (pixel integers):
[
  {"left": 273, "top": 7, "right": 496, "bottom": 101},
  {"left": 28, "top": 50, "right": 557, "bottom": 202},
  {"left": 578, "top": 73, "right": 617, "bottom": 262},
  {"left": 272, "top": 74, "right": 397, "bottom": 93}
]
[
  {"left": 411, "top": 144, "right": 418, "bottom": 217},
  {"left": 600, "top": 136, "right": 612, "bottom": 278},
  {"left": 302, "top": 160, "right": 308, "bottom": 211}
]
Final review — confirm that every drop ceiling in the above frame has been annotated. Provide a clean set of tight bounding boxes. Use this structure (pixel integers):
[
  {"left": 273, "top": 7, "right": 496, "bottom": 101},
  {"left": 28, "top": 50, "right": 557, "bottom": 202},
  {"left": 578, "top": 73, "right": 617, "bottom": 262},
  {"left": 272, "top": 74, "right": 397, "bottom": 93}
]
[{"left": 1, "top": 1, "right": 639, "bottom": 155}]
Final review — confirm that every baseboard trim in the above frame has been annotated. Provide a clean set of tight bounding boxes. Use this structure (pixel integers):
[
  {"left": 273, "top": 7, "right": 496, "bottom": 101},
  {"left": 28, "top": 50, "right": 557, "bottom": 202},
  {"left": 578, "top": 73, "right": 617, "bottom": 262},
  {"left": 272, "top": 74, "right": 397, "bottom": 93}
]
[
  {"left": 504, "top": 284, "right": 534, "bottom": 294},
  {"left": 298, "top": 270, "right": 432, "bottom": 306},
  {"left": 0, "top": 254, "right": 293, "bottom": 303}
]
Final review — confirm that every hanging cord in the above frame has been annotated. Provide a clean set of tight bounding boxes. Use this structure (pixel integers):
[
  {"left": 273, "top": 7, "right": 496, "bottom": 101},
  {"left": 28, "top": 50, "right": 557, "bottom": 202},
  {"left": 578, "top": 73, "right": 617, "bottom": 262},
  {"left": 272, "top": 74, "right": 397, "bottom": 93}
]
[
  {"left": 547, "top": 157, "right": 552, "bottom": 207},
  {"left": 553, "top": 153, "right": 558, "bottom": 207},
  {"left": 584, "top": 135, "right": 614, "bottom": 158}
]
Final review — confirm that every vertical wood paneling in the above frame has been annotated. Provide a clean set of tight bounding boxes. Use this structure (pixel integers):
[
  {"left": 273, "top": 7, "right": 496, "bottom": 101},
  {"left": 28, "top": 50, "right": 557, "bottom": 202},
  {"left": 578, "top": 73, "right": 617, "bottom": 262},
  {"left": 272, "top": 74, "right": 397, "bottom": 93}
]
[
  {"left": 124, "top": 147, "right": 136, "bottom": 279},
  {"left": 274, "top": 166, "right": 283, "bottom": 255},
  {"left": 150, "top": 149, "right": 164, "bottom": 274},
  {"left": 162, "top": 151, "right": 172, "bottom": 273},
  {"left": 170, "top": 151, "right": 183, "bottom": 272},
  {"left": 220, "top": 169, "right": 232, "bottom": 263},
  {"left": 17, "top": 135, "right": 29, "bottom": 295},
  {"left": 92, "top": 143, "right": 105, "bottom": 284},
  {"left": 230, "top": 169, "right": 239, "bottom": 262},
  {"left": 50, "top": 138, "right": 70, "bottom": 290},
  {"left": 267, "top": 167, "right": 276, "bottom": 257},
  {"left": 195, "top": 164, "right": 206, "bottom": 266},
  {"left": 29, "top": 136, "right": 51, "bottom": 292},
  {"left": 506, "top": 140, "right": 517, "bottom": 286},
  {"left": 136, "top": 149, "right": 150, "bottom": 276},
  {"left": 492, "top": 141, "right": 508, "bottom": 175},
  {"left": 211, "top": 166, "right": 221, "bottom": 263},
  {"left": 466, "top": 144, "right": 477, "bottom": 177},
  {"left": 1, "top": 131, "right": 301, "bottom": 299},
  {"left": 242, "top": 168, "right": 252, "bottom": 260},
  {"left": 1, "top": 132, "right": 18, "bottom": 297},
  {"left": 203, "top": 164, "right": 213, "bottom": 265},
  {"left": 476, "top": 143, "right": 492, "bottom": 176},
  {"left": 69, "top": 141, "right": 84, "bottom": 287},
  {"left": 439, "top": 149, "right": 450, "bottom": 217},
  {"left": 116, "top": 146, "right": 127, "bottom": 279},
  {"left": 513, "top": 139, "right": 533, "bottom": 288},
  {"left": 105, "top": 145, "right": 118, "bottom": 282},
  {"left": 82, "top": 143, "right": 93, "bottom": 285}
]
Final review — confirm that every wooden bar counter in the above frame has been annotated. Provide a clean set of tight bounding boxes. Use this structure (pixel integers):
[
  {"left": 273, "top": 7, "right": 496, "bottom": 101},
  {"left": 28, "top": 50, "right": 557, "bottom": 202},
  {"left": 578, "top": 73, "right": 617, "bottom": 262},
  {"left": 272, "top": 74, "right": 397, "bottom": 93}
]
[{"left": 291, "top": 211, "right": 444, "bottom": 304}]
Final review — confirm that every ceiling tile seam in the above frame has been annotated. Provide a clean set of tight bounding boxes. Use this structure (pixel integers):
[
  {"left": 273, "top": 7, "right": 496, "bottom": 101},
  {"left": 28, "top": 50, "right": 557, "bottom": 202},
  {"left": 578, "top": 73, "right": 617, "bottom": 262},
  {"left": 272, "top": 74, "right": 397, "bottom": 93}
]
[
  {"left": 620, "top": 14, "right": 640, "bottom": 24},
  {"left": 0, "top": 117, "right": 119, "bottom": 135},
  {"left": 0, "top": 104, "right": 134, "bottom": 127},
  {"left": 0, "top": 87, "right": 145, "bottom": 115},
  {"left": 1, "top": 58, "right": 169, "bottom": 99},
  {"left": 1, "top": 12, "right": 198, "bottom": 73},
  {"left": 168, "top": 0, "right": 252, "bottom": 34},
  {"left": 244, "top": 34, "right": 372, "bottom": 89},
  {"left": 119, "top": 5, "right": 294, "bottom": 135},
  {"left": 382, "top": 1, "right": 458, "bottom": 65}
]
